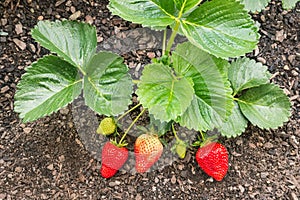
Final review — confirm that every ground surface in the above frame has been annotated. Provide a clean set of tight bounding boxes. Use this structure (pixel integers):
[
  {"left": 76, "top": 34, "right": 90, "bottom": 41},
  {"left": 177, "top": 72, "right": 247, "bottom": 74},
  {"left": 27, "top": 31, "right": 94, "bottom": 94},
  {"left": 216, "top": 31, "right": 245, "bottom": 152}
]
[{"left": 0, "top": 0, "right": 300, "bottom": 199}]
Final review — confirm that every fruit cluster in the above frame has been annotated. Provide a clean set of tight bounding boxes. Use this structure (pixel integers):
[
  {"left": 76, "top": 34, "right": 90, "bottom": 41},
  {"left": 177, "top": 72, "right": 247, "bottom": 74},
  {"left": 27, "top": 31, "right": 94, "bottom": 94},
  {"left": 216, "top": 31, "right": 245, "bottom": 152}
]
[{"left": 98, "top": 117, "right": 228, "bottom": 181}]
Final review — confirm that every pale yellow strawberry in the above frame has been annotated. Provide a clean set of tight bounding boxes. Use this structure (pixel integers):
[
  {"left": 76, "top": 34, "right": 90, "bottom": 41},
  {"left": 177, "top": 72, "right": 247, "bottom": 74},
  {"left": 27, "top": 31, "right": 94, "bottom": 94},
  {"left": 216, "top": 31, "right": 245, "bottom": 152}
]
[{"left": 97, "top": 117, "right": 116, "bottom": 135}]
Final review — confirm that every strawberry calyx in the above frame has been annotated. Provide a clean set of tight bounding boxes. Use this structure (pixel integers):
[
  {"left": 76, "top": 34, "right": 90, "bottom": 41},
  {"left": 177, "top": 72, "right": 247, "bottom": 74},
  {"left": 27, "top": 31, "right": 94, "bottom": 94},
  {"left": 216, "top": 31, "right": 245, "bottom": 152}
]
[
  {"left": 110, "top": 138, "right": 128, "bottom": 148},
  {"left": 193, "top": 132, "right": 219, "bottom": 147},
  {"left": 100, "top": 141, "right": 129, "bottom": 178}
]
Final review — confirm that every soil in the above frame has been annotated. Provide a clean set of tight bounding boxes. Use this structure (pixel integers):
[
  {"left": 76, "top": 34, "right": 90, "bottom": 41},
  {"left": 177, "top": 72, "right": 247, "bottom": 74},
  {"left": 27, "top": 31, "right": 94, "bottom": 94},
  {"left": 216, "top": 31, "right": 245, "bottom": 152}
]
[{"left": 0, "top": 0, "right": 299, "bottom": 199}]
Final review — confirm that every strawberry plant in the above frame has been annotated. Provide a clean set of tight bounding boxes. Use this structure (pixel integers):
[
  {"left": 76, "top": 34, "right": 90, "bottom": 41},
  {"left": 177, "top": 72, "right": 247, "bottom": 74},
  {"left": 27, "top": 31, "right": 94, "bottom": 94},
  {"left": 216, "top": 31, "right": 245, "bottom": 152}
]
[{"left": 14, "top": 0, "right": 293, "bottom": 179}]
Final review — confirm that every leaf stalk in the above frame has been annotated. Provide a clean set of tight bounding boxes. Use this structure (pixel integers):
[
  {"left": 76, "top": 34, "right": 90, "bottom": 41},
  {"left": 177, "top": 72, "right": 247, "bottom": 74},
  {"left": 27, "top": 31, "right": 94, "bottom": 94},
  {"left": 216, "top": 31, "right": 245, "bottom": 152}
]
[
  {"left": 118, "top": 108, "right": 146, "bottom": 145},
  {"left": 165, "top": 21, "right": 180, "bottom": 55}
]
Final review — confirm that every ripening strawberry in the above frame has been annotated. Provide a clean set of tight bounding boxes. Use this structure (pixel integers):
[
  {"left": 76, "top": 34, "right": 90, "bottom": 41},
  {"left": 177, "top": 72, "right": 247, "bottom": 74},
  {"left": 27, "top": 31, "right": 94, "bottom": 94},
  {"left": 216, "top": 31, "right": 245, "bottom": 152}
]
[
  {"left": 100, "top": 141, "right": 128, "bottom": 178},
  {"left": 195, "top": 142, "right": 228, "bottom": 181},
  {"left": 134, "top": 134, "right": 163, "bottom": 173},
  {"left": 97, "top": 117, "right": 116, "bottom": 135}
]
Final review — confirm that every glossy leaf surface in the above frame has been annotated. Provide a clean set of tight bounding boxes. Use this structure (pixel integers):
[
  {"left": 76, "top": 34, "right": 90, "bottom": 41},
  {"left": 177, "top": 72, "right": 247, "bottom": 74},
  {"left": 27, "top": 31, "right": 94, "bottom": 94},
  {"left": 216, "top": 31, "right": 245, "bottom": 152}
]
[
  {"left": 14, "top": 55, "right": 82, "bottom": 122},
  {"left": 238, "top": 84, "right": 291, "bottom": 129},
  {"left": 84, "top": 52, "right": 133, "bottom": 116},
  {"left": 173, "top": 42, "right": 234, "bottom": 131}
]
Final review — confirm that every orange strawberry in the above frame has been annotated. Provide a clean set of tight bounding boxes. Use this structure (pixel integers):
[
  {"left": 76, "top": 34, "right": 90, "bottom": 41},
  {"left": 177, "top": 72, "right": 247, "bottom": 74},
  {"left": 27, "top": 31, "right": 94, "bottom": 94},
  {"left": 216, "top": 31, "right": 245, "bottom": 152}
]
[{"left": 134, "top": 134, "right": 163, "bottom": 173}]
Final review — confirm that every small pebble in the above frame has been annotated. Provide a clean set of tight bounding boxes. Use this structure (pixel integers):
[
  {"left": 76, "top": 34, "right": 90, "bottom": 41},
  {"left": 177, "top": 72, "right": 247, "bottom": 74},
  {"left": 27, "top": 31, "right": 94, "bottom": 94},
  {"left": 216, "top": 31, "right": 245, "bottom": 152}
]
[
  {"left": 15, "top": 23, "right": 23, "bottom": 35},
  {"left": 291, "top": 70, "right": 298, "bottom": 76},
  {"left": 58, "top": 155, "right": 65, "bottom": 162},
  {"left": 260, "top": 172, "right": 269, "bottom": 179},
  {"left": 290, "top": 192, "right": 298, "bottom": 200},
  {"left": 69, "top": 11, "right": 81, "bottom": 20},
  {"left": 59, "top": 107, "right": 69, "bottom": 115},
  {"left": 85, "top": 15, "right": 93, "bottom": 24},
  {"left": 135, "top": 193, "right": 142, "bottom": 200},
  {"left": 288, "top": 55, "right": 296, "bottom": 63},
  {"left": 275, "top": 30, "right": 285, "bottom": 42},
  {"left": 264, "top": 142, "right": 273, "bottom": 149},
  {"left": 28, "top": 43, "right": 36, "bottom": 53},
  {"left": 147, "top": 52, "right": 156, "bottom": 59},
  {"left": 23, "top": 127, "right": 32, "bottom": 134},
  {"left": 1, "top": 86, "right": 9, "bottom": 93},
  {"left": 47, "top": 164, "right": 54, "bottom": 171},
  {"left": 283, "top": 65, "right": 290, "bottom": 70},
  {"left": 15, "top": 167, "right": 22, "bottom": 173},
  {"left": 13, "top": 39, "right": 26, "bottom": 50},
  {"left": 171, "top": 175, "right": 176, "bottom": 184},
  {"left": 1, "top": 19, "right": 7, "bottom": 26},
  {"left": 70, "top": 6, "right": 76, "bottom": 13},
  {"left": 238, "top": 185, "right": 245, "bottom": 194},
  {"left": 257, "top": 57, "right": 266, "bottom": 64},
  {"left": 109, "top": 181, "right": 120, "bottom": 187},
  {"left": 37, "top": 16, "right": 44, "bottom": 21},
  {"left": 55, "top": 0, "right": 66, "bottom": 7},
  {"left": 0, "top": 194, "right": 7, "bottom": 199}
]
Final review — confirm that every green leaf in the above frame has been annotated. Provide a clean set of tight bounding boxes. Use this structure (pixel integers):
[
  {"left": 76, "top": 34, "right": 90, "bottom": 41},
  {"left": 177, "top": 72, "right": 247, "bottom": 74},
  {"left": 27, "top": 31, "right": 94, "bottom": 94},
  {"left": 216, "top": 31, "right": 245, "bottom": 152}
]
[
  {"left": 228, "top": 57, "right": 271, "bottom": 96},
  {"left": 14, "top": 55, "right": 82, "bottom": 122},
  {"left": 108, "top": 0, "right": 175, "bottom": 29},
  {"left": 83, "top": 52, "right": 133, "bottom": 116},
  {"left": 108, "top": 0, "right": 202, "bottom": 29},
  {"left": 174, "top": 0, "right": 202, "bottom": 13},
  {"left": 136, "top": 63, "right": 194, "bottom": 122},
  {"left": 181, "top": 0, "right": 259, "bottom": 58},
  {"left": 240, "top": 0, "right": 270, "bottom": 12},
  {"left": 219, "top": 101, "right": 248, "bottom": 138},
  {"left": 238, "top": 84, "right": 291, "bottom": 129},
  {"left": 109, "top": 0, "right": 258, "bottom": 58},
  {"left": 173, "top": 42, "right": 234, "bottom": 131},
  {"left": 282, "top": 0, "right": 298, "bottom": 9},
  {"left": 32, "top": 20, "right": 97, "bottom": 70}
]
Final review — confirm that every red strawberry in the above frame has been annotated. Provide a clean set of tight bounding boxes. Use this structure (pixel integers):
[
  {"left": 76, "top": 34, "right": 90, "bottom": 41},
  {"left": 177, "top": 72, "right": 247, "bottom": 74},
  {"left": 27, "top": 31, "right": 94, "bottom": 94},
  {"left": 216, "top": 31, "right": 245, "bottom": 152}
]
[
  {"left": 100, "top": 141, "right": 128, "bottom": 178},
  {"left": 195, "top": 142, "right": 228, "bottom": 181},
  {"left": 134, "top": 134, "right": 163, "bottom": 173}
]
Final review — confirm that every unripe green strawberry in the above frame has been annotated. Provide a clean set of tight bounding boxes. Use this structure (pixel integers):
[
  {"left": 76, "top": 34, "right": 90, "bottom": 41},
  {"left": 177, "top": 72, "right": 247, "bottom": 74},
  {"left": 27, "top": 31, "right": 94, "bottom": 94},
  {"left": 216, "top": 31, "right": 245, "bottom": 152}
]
[
  {"left": 175, "top": 140, "right": 187, "bottom": 159},
  {"left": 97, "top": 117, "right": 116, "bottom": 135},
  {"left": 171, "top": 139, "right": 188, "bottom": 159}
]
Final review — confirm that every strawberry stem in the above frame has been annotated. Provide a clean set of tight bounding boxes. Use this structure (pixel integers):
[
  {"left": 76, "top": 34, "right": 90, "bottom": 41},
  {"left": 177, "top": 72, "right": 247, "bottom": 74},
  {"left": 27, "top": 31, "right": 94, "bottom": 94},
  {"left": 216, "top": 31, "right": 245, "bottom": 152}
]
[
  {"left": 172, "top": 123, "right": 180, "bottom": 141},
  {"left": 117, "top": 103, "right": 141, "bottom": 121},
  {"left": 165, "top": 21, "right": 179, "bottom": 55},
  {"left": 118, "top": 108, "right": 146, "bottom": 145},
  {"left": 199, "top": 130, "right": 206, "bottom": 142},
  {"left": 132, "top": 79, "right": 140, "bottom": 84}
]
